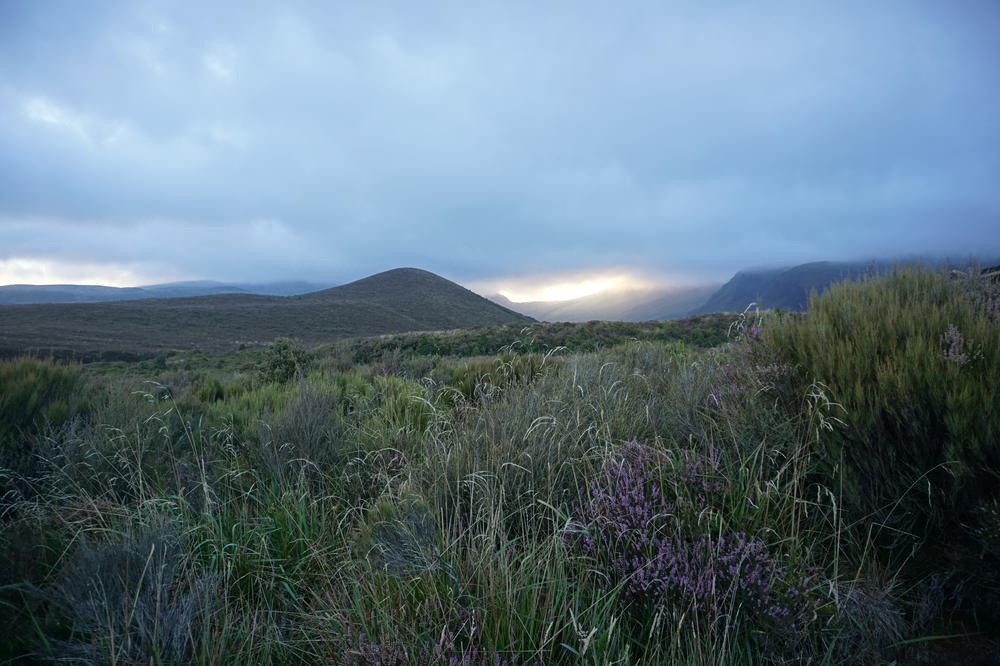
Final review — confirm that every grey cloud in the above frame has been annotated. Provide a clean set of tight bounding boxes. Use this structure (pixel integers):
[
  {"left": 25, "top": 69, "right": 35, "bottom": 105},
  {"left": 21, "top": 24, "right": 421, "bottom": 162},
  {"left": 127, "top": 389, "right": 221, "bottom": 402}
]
[{"left": 1, "top": 1, "right": 998, "bottom": 285}]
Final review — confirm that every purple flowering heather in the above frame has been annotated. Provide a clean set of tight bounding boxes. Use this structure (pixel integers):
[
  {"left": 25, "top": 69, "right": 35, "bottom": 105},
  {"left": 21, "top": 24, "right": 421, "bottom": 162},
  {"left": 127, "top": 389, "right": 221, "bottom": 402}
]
[{"left": 570, "top": 442, "right": 813, "bottom": 641}]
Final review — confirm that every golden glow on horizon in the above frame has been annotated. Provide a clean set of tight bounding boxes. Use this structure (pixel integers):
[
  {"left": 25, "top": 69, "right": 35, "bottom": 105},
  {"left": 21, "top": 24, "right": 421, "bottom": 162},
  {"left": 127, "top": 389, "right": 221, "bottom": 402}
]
[{"left": 496, "top": 273, "right": 653, "bottom": 303}]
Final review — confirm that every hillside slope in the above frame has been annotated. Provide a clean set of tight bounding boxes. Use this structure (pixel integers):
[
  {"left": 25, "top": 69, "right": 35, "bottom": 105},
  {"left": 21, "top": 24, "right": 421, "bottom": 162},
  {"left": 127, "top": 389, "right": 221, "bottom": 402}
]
[
  {"left": 0, "top": 268, "right": 532, "bottom": 360},
  {"left": 694, "top": 261, "right": 885, "bottom": 313}
]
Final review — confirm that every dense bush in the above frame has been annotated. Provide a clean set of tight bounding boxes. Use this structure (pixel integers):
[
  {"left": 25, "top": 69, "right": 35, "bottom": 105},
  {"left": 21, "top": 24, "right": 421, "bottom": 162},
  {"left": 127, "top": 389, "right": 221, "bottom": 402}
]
[
  {"left": 0, "top": 357, "right": 87, "bottom": 444},
  {"left": 257, "top": 337, "right": 311, "bottom": 384},
  {"left": 763, "top": 268, "right": 1000, "bottom": 607},
  {"left": 329, "top": 315, "right": 731, "bottom": 367},
  {"left": 0, "top": 358, "right": 91, "bottom": 496}
]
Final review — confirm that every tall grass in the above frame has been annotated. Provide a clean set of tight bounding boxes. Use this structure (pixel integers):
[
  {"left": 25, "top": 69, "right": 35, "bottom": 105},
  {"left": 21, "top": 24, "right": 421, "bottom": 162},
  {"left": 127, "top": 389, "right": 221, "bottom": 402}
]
[{"left": 1, "top": 270, "right": 997, "bottom": 663}]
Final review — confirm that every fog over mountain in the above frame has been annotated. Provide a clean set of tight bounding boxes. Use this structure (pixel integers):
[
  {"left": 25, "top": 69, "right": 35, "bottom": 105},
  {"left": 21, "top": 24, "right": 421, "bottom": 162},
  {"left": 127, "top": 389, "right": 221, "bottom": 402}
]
[{"left": 1, "top": 1, "right": 999, "bottom": 292}]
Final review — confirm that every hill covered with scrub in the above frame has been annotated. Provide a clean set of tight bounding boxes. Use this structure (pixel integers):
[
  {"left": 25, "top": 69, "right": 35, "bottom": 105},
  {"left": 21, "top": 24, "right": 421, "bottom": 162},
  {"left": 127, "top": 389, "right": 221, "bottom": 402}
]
[
  {"left": 0, "top": 268, "right": 531, "bottom": 361},
  {"left": 1, "top": 267, "right": 999, "bottom": 663}
]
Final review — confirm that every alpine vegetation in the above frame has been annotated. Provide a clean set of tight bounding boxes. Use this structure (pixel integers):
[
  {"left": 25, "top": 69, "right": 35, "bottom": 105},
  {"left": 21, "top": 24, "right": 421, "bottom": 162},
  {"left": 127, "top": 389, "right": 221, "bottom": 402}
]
[{"left": 1, "top": 268, "right": 998, "bottom": 663}]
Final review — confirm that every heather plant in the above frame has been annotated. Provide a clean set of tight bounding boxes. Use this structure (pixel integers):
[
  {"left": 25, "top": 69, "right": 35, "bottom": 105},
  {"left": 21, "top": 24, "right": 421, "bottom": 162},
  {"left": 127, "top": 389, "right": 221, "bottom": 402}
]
[{"left": 570, "top": 442, "right": 816, "bottom": 654}]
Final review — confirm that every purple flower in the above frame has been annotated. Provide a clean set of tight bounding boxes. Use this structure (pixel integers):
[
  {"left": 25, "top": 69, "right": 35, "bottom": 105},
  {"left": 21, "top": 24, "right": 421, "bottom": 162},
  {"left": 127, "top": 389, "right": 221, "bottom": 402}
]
[{"left": 568, "top": 443, "right": 815, "bottom": 646}]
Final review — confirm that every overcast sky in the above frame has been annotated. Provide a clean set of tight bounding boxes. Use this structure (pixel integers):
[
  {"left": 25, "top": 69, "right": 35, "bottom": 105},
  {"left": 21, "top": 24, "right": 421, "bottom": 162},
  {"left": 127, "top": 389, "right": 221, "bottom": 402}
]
[{"left": 1, "top": 1, "right": 998, "bottom": 291}]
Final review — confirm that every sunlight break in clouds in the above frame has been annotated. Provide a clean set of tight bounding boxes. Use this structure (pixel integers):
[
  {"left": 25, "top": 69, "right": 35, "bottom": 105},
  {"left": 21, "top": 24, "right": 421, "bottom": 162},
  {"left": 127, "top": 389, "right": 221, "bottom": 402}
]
[
  {"left": 1, "top": 2, "right": 998, "bottom": 285},
  {"left": 493, "top": 272, "right": 657, "bottom": 303}
]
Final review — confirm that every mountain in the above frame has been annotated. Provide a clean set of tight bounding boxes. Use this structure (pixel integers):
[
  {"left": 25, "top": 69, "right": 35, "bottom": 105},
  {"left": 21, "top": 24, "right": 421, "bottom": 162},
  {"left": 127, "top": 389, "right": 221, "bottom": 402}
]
[
  {"left": 0, "top": 280, "right": 332, "bottom": 305},
  {"left": 494, "top": 284, "right": 720, "bottom": 322},
  {"left": 693, "top": 261, "right": 889, "bottom": 313},
  {"left": 0, "top": 268, "right": 532, "bottom": 360},
  {"left": 0, "top": 284, "right": 150, "bottom": 304}
]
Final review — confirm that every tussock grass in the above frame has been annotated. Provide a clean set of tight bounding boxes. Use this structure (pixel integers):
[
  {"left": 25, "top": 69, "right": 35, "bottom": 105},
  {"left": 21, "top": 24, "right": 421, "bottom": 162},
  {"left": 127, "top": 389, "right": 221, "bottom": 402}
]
[{"left": 1, "top": 274, "right": 998, "bottom": 663}]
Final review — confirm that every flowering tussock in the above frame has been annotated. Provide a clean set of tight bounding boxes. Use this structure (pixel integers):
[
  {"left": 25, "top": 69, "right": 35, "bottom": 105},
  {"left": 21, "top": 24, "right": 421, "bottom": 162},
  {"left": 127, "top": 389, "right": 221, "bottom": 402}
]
[
  {"left": 707, "top": 358, "right": 795, "bottom": 408},
  {"left": 570, "top": 442, "right": 814, "bottom": 643},
  {"left": 942, "top": 323, "right": 983, "bottom": 366}
]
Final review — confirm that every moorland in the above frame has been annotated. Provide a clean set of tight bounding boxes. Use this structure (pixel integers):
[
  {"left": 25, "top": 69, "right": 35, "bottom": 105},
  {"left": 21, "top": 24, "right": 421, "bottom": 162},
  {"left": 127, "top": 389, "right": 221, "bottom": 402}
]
[{"left": 1, "top": 266, "right": 998, "bottom": 664}]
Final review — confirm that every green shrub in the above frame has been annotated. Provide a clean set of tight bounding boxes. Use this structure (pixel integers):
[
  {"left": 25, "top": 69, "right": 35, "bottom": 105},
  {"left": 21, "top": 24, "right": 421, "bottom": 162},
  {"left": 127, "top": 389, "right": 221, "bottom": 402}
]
[
  {"left": 0, "top": 357, "right": 87, "bottom": 444},
  {"left": 256, "top": 338, "right": 310, "bottom": 385},
  {"left": 763, "top": 268, "right": 1000, "bottom": 564},
  {"left": 194, "top": 376, "right": 227, "bottom": 403},
  {"left": 0, "top": 358, "right": 91, "bottom": 491}
]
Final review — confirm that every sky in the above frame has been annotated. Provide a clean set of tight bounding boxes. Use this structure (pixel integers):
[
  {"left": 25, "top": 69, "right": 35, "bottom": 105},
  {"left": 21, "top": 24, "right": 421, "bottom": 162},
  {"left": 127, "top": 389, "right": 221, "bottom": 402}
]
[{"left": 1, "top": 1, "right": 999, "bottom": 298}]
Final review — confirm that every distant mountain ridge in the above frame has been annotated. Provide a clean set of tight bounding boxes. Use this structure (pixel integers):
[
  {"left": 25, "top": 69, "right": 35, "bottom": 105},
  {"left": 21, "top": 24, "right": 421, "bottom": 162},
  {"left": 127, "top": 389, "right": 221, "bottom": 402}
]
[
  {"left": 0, "top": 279, "right": 332, "bottom": 305},
  {"left": 693, "top": 261, "right": 889, "bottom": 313},
  {"left": 0, "top": 268, "right": 532, "bottom": 360}
]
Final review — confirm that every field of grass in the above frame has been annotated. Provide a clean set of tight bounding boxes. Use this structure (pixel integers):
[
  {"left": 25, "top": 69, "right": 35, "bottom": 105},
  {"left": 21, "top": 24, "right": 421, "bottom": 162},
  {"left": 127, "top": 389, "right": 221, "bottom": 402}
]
[{"left": 1, "top": 268, "right": 998, "bottom": 664}]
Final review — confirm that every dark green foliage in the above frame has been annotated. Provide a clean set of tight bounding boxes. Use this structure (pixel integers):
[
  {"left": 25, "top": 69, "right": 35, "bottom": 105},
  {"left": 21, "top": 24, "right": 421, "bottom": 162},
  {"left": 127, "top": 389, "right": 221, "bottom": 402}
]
[
  {"left": 0, "top": 357, "right": 87, "bottom": 443},
  {"left": 0, "top": 358, "right": 91, "bottom": 493},
  {"left": 434, "top": 352, "right": 551, "bottom": 402},
  {"left": 257, "top": 337, "right": 310, "bottom": 384},
  {"left": 194, "top": 376, "right": 227, "bottom": 403},
  {"left": 763, "top": 268, "right": 1000, "bottom": 595},
  {"left": 329, "top": 314, "right": 731, "bottom": 367}
]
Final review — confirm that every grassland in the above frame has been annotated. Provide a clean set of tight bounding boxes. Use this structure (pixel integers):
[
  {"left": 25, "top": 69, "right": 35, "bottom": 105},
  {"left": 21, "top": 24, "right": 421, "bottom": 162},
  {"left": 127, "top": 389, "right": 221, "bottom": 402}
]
[{"left": 1, "top": 268, "right": 998, "bottom": 664}]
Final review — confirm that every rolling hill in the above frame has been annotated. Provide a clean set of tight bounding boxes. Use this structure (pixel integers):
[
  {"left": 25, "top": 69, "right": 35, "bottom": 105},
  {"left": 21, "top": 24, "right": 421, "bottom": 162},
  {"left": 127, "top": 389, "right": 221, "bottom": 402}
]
[{"left": 0, "top": 268, "right": 532, "bottom": 360}]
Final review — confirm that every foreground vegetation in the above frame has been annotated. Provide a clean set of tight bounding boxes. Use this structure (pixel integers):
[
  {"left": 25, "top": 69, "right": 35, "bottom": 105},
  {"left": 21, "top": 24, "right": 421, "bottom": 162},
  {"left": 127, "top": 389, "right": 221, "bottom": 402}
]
[{"left": 1, "top": 269, "right": 998, "bottom": 664}]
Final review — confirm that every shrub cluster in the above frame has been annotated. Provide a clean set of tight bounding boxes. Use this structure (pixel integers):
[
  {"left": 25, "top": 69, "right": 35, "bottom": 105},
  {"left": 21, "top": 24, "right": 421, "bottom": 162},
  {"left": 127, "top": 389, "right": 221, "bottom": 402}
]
[{"left": 763, "top": 269, "right": 1000, "bottom": 586}]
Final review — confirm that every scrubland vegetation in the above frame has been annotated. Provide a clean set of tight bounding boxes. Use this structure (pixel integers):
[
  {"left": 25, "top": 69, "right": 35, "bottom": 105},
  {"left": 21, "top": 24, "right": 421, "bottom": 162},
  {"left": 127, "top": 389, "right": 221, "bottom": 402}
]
[{"left": 1, "top": 268, "right": 998, "bottom": 664}]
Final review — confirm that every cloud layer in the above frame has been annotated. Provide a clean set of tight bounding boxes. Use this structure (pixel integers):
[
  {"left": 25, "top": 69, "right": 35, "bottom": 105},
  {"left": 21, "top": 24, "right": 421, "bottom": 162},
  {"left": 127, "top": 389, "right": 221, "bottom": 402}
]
[{"left": 1, "top": 1, "right": 998, "bottom": 287}]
